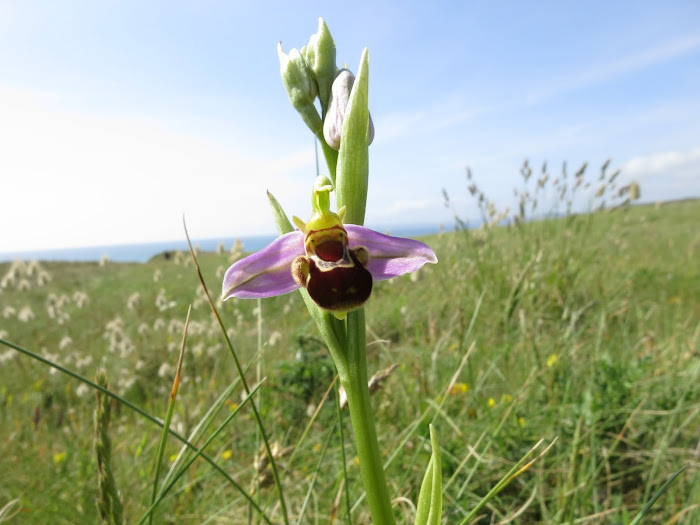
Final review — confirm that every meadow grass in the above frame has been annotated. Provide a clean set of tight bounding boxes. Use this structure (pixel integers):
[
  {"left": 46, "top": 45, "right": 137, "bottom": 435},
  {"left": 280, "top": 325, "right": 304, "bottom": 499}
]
[{"left": 0, "top": 197, "right": 698, "bottom": 524}]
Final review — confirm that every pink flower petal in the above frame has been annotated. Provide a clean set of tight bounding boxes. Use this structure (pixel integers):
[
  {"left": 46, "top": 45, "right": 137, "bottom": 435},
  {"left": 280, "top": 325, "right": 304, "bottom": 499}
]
[
  {"left": 222, "top": 231, "right": 304, "bottom": 299},
  {"left": 345, "top": 225, "right": 437, "bottom": 281}
]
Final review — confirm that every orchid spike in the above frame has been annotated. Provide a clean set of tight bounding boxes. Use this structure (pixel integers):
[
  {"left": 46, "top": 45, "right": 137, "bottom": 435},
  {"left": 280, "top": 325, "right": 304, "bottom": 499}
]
[{"left": 222, "top": 176, "right": 437, "bottom": 316}]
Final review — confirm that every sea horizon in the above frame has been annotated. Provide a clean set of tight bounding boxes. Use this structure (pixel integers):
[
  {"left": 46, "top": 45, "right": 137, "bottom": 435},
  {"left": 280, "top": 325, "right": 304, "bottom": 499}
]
[{"left": 0, "top": 223, "right": 452, "bottom": 264}]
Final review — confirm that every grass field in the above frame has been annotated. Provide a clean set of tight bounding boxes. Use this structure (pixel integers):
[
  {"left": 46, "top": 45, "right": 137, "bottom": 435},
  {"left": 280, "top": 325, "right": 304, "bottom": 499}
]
[{"left": 1, "top": 197, "right": 698, "bottom": 524}]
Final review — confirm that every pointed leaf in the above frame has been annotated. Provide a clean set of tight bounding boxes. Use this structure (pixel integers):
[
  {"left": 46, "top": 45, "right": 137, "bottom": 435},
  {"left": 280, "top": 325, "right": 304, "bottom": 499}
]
[
  {"left": 336, "top": 48, "right": 370, "bottom": 225},
  {"left": 415, "top": 425, "right": 442, "bottom": 525},
  {"left": 267, "top": 190, "right": 294, "bottom": 235}
]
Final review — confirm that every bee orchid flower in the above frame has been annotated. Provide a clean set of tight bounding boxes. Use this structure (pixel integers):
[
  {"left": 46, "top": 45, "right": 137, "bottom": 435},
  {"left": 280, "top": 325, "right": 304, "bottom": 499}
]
[{"left": 222, "top": 176, "right": 437, "bottom": 317}]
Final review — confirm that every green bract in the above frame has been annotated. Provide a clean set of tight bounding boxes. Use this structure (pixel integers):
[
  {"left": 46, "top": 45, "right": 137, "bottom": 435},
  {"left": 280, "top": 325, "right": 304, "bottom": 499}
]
[{"left": 335, "top": 49, "right": 370, "bottom": 225}]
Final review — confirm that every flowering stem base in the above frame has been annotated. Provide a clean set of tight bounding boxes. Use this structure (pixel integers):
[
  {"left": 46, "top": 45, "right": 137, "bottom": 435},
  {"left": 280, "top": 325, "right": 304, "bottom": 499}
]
[{"left": 341, "top": 308, "right": 396, "bottom": 525}]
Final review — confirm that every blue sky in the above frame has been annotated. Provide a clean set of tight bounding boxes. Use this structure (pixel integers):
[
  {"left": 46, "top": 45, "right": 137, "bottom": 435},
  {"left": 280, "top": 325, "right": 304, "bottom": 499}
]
[{"left": 1, "top": 1, "right": 699, "bottom": 251}]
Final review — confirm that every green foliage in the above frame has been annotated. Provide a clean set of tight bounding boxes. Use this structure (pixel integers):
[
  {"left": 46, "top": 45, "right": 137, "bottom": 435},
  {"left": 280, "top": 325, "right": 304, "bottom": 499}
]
[
  {"left": 276, "top": 335, "right": 334, "bottom": 405},
  {"left": 1, "top": 195, "right": 698, "bottom": 523}
]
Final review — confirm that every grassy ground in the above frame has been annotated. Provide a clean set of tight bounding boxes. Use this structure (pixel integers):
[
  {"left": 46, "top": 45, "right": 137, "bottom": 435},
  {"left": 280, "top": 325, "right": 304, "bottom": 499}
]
[{"left": 1, "top": 199, "right": 698, "bottom": 524}]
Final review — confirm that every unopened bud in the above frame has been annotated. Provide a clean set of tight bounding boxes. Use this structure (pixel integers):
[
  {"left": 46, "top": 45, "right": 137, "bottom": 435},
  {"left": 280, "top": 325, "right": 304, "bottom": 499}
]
[
  {"left": 303, "top": 18, "right": 337, "bottom": 110},
  {"left": 323, "top": 69, "right": 375, "bottom": 150},
  {"left": 278, "top": 43, "right": 322, "bottom": 135}
]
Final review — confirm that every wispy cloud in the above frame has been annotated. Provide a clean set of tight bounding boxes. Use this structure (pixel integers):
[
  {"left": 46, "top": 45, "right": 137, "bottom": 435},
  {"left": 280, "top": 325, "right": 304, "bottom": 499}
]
[
  {"left": 365, "top": 197, "right": 451, "bottom": 227},
  {"left": 623, "top": 146, "right": 700, "bottom": 181},
  {"left": 374, "top": 97, "right": 492, "bottom": 143},
  {"left": 375, "top": 109, "right": 429, "bottom": 143},
  {"left": 385, "top": 199, "right": 432, "bottom": 214},
  {"left": 527, "top": 34, "right": 700, "bottom": 104}
]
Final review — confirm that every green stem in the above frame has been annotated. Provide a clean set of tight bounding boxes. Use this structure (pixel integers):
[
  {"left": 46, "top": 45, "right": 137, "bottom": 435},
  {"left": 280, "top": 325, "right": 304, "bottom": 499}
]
[
  {"left": 342, "top": 308, "right": 396, "bottom": 525},
  {"left": 315, "top": 129, "right": 338, "bottom": 184}
]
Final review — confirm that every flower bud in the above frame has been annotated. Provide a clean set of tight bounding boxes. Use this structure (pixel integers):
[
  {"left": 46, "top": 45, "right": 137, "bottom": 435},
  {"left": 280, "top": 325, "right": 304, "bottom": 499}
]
[
  {"left": 323, "top": 69, "right": 375, "bottom": 150},
  {"left": 278, "top": 42, "right": 322, "bottom": 135},
  {"left": 303, "top": 18, "right": 337, "bottom": 110}
]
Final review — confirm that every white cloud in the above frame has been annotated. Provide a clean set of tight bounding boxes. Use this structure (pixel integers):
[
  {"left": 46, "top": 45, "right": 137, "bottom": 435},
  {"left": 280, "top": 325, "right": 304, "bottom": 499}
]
[
  {"left": 623, "top": 146, "right": 700, "bottom": 180},
  {"left": 0, "top": 85, "right": 314, "bottom": 251},
  {"left": 620, "top": 146, "right": 700, "bottom": 201}
]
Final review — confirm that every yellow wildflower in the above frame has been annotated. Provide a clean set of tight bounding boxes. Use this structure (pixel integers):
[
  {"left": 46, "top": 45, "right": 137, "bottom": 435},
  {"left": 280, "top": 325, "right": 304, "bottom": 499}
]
[{"left": 450, "top": 382, "right": 468, "bottom": 395}]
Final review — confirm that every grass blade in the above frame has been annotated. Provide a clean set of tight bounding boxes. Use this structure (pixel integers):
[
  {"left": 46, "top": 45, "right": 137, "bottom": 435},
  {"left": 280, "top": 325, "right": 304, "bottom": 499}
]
[
  {"left": 137, "top": 379, "right": 267, "bottom": 525},
  {"left": 148, "top": 305, "right": 190, "bottom": 524},
  {"left": 629, "top": 464, "right": 688, "bottom": 525},
  {"left": 458, "top": 437, "right": 557, "bottom": 525},
  {"left": 183, "top": 218, "right": 290, "bottom": 525},
  {"left": 296, "top": 421, "right": 336, "bottom": 524}
]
